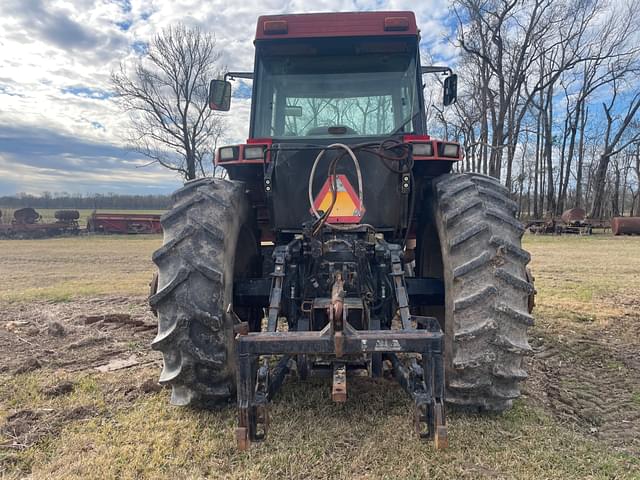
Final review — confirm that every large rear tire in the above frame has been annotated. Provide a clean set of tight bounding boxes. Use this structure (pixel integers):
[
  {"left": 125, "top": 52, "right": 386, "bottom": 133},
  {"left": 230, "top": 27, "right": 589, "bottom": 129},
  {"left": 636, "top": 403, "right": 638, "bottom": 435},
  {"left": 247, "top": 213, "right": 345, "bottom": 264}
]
[
  {"left": 420, "top": 173, "right": 534, "bottom": 411},
  {"left": 150, "top": 178, "right": 256, "bottom": 406}
]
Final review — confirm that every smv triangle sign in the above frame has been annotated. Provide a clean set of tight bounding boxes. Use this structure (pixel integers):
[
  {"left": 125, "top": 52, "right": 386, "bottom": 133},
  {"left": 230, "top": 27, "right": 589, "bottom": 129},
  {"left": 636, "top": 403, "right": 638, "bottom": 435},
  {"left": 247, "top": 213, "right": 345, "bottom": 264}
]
[{"left": 312, "top": 174, "right": 365, "bottom": 224}]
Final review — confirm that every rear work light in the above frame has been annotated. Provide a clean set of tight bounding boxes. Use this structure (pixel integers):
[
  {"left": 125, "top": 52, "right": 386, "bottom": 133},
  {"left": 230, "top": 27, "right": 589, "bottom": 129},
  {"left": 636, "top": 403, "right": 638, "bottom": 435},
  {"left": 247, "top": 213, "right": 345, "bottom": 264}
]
[
  {"left": 384, "top": 16, "right": 409, "bottom": 31},
  {"left": 412, "top": 143, "right": 434, "bottom": 157},
  {"left": 440, "top": 143, "right": 460, "bottom": 158},
  {"left": 263, "top": 20, "right": 288, "bottom": 35},
  {"left": 219, "top": 146, "right": 239, "bottom": 161},
  {"left": 243, "top": 146, "right": 265, "bottom": 160},
  {"left": 403, "top": 135, "right": 435, "bottom": 159}
]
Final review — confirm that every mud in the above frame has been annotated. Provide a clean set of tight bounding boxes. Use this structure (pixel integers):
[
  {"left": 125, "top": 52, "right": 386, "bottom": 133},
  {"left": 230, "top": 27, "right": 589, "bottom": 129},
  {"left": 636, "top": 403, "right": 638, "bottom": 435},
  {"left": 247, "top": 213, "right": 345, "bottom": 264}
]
[
  {"left": 0, "top": 296, "right": 158, "bottom": 375},
  {"left": 0, "top": 296, "right": 162, "bottom": 449},
  {"left": 42, "top": 381, "right": 74, "bottom": 398},
  {"left": 526, "top": 309, "right": 640, "bottom": 455},
  {"left": 1, "top": 406, "right": 96, "bottom": 449}
]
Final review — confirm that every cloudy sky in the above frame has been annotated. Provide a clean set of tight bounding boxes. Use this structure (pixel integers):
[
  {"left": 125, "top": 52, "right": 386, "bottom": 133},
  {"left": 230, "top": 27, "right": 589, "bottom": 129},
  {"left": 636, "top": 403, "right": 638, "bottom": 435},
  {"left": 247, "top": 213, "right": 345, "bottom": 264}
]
[{"left": 0, "top": 0, "right": 455, "bottom": 196}]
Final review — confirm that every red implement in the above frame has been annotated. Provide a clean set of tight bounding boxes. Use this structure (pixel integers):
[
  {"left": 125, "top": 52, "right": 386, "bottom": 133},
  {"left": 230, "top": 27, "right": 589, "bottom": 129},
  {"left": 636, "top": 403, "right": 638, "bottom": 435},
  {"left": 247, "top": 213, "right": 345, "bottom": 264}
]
[{"left": 87, "top": 212, "right": 162, "bottom": 234}]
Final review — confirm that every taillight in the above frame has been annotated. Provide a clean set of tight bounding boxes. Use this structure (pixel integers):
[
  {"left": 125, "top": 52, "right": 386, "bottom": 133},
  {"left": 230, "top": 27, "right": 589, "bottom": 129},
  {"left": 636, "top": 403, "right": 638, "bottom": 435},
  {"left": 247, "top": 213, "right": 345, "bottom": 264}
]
[
  {"left": 216, "top": 143, "right": 271, "bottom": 165},
  {"left": 403, "top": 135, "right": 461, "bottom": 161}
]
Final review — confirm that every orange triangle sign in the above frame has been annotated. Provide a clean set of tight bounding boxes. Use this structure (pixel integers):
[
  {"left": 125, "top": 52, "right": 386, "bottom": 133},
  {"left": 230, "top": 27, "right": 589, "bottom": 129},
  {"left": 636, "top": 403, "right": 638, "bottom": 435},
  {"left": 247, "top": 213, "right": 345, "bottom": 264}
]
[{"left": 312, "top": 174, "right": 365, "bottom": 224}]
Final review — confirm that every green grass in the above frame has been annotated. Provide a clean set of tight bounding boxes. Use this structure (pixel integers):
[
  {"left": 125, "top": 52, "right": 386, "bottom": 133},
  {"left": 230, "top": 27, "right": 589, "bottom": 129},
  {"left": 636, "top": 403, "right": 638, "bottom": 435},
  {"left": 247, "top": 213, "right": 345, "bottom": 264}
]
[
  {"left": 2, "top": 371, "right": 638, "bottom": 480},
  {"left": 523, "top": 234, "right": 640, "bottom": 325},
  {"left": 1, "top": 233, "right": 639, "bottom": 479}
]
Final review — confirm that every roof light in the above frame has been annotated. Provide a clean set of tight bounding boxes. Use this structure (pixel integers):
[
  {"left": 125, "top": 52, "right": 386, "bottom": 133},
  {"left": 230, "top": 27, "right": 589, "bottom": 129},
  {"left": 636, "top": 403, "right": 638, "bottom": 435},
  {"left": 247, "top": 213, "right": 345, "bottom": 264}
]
[
  {"left": 264, "top": 20, "right": 288, "bottom": 35},
  {"left": 384, "top": 16, "right": 409, "bottom": 31}
]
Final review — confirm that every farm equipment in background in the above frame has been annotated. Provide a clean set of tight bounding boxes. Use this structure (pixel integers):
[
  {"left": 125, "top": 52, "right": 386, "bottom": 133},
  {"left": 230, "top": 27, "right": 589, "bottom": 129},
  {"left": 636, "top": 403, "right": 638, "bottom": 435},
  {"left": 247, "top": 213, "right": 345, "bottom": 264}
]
[
  {"left": 87, "top": 212, "right": 162, "bottom": 234},
  {"left": 13, "top": 207, "right": 41, "bottom": 225},
  {"left": 149, "top": 11, "right": 535, "bottom": 450},
  {"left": 0, "top": 208, "right": 80, "bottom": 239},
  {"left": 558, "top": 208, "right": 593, "bottom": 235},
  {"left": 526, "top": 208, "right": 613, "bottom": 235},
  {"left": 612, "top": 217, "right": 640, "bottom": 235},
  {"left": 526, "top": 216, "right": 559, "bottom": 235}
]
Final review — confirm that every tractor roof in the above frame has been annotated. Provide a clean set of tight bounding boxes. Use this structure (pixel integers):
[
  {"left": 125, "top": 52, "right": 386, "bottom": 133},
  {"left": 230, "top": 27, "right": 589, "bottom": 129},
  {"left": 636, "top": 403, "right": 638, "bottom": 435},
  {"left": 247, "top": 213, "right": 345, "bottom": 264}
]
[{"left": 255, "top": 11, "right": 418, "bottom": 42}]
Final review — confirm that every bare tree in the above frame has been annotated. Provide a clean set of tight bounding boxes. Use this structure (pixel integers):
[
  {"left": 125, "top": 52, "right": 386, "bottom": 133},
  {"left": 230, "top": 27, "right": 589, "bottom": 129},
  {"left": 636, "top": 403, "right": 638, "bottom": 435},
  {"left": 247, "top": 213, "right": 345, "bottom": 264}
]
[
  {"left": 590, "top": 85, "right": 640, "bottom": 218},
  {"left": 631, "top": 142, "right": 640, "bottom": 215},
  {"left": 111, "top": 24, "right": 225, "bottom": 181},
  {"left": 453, "top": 0, "right": 603, "bottom": 192}
]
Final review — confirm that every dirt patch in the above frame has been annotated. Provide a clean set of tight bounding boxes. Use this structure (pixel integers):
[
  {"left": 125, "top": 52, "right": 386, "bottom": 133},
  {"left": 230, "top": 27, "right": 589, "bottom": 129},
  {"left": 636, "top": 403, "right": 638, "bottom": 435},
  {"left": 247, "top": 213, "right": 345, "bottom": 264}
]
[
  {"left": 42, "top": 381, "right": 75, "bottom": 398},
  {"left": 0, "top": 295, "right": 162, "bottom": 459},
  {"left": 13, "top": 358, "right": 41, "bottom": 375},
  {"left": 1, "top": 406, "right": 96, "bottom": 449},
  {"left": 46, "top": 320, "right": 65, "bottom": 337},
  {"left": 74, "top": 312, "right": 151, "bottom": 329},
  {"left": 0, "top": 298, "right": 167, "bottom": 468},
  {"left": 527, "top": 313, "right": 640, "bottom": 455},
  {"left": 0, "top": 296, "right": 160, "bottom": 375}
]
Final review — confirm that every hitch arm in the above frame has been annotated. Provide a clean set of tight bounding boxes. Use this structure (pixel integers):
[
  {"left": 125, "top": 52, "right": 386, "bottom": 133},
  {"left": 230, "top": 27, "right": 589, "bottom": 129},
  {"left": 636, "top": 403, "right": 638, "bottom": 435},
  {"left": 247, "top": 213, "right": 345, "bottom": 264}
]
[{"left": 267, "top": 247, "right": 287, "bottom": 332}]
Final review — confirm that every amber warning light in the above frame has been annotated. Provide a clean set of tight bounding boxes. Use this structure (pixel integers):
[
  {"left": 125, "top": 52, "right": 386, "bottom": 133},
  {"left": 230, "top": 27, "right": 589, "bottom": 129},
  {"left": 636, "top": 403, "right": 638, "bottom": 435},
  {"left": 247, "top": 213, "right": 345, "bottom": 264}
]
[
  {"left": 263, "top": 20, "right": 288, "bottom": 35},
  {"left": 384, "top": 16, "right": 409, "bottom": 31}
]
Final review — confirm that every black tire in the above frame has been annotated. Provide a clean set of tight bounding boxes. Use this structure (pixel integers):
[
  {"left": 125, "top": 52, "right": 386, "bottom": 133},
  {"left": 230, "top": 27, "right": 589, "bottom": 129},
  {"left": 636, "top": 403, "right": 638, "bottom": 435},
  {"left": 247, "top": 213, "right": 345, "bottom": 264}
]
[
  {"left": 150, "top": 177, "right": 257, "bottom": 406},
  {"left": 420, "top": 173, "right": 534, "bottom": 412}
]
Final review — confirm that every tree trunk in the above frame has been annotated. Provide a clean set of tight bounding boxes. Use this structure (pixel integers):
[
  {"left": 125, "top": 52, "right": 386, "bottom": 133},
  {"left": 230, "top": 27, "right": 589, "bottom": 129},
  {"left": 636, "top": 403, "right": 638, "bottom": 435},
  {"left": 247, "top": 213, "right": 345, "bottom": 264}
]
[
  {"left": 612, "top": 161, "right": 621, "bottom": 217},
  {"left": 543, "top": 84, "right": 555, "bottom": 216},
  {"left": 591, "top": 149, "right": 612, "bottom": 219},
  {"left": 533, "top": 105, "right": 541, "bottom": 218},
  {"left": 574, "top": 106, "right": 587, "bottom": 209},
  {"left": 557, "top": 114, "right": 569, "bottom": 214},
  {"left": 561, "top": 101, "right": 581, "bottom": 212}
]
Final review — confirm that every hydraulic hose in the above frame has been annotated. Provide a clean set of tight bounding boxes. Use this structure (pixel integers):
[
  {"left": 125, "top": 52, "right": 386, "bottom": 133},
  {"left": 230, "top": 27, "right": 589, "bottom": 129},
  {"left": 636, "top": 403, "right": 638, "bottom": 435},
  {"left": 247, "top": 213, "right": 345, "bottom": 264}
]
[
  {"left": 306, "top": 140, "right": 412, "bottom": 238},
  {"left": 308, "top": 143, "right": 365, "bottom": 228}
]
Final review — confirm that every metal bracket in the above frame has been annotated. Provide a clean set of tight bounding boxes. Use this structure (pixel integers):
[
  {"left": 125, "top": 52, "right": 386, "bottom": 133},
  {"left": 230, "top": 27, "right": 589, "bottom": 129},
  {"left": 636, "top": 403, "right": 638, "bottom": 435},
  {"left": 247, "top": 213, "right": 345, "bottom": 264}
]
[
  {"left": 264, "top": 158, "right": 275, "bottom": 194},
  {"left": 390, "top": 250, "right": 412, "bottom": 329},
  {"left": 400, "top": 173, "right": 411, "bottom": 195},
  {"left": 267, "top": 247, "right": 287, "bottom": 332},
  {"left": 332, "top": 362, "right": 347, "bottom": 402},
  {"left": 235, "top": 316, "right": 447, "bottom": 450}
]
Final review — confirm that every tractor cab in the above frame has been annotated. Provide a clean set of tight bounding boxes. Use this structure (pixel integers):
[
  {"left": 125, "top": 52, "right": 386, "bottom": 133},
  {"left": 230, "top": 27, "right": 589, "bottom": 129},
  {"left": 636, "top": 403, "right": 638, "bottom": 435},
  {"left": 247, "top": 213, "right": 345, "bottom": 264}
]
[
  {"left": 210, "top": 12, "right": 457, "bottom": 139},
  {"left": 209, "top": 12, "right": 460, "bottom": 235}
]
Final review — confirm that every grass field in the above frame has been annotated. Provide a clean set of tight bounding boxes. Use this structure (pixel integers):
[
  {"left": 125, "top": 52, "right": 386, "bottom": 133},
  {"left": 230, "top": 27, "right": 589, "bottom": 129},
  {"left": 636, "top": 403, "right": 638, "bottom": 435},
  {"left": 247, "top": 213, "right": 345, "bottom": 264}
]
[{"left": 1, "top": 234, "right": 639, "bottom": 479}]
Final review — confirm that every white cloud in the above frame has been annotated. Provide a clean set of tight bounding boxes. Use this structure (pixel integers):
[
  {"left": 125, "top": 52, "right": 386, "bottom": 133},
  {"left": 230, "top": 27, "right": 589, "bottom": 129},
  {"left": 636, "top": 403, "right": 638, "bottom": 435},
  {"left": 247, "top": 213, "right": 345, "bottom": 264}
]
[{"left": 0, "top": 0, "right": 453, "bottom": 195}]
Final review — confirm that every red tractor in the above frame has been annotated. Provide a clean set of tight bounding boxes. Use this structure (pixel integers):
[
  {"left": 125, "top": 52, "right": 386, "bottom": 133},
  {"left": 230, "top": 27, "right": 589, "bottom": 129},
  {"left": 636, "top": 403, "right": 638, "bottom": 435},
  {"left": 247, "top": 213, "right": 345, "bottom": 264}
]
[{"left": 150, "top": 11, "right": 534, "bottom": 450}]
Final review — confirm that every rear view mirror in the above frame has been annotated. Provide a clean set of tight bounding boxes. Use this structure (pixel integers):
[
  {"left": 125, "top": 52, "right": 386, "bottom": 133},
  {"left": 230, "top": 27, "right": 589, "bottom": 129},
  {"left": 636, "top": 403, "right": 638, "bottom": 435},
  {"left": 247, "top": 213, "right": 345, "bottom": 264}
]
[
  {"left": 443, "top": 74, "right": 458, "bottom": 106},
  {"left": 209, "top": 79, "right": 231, "bottom": 111}
]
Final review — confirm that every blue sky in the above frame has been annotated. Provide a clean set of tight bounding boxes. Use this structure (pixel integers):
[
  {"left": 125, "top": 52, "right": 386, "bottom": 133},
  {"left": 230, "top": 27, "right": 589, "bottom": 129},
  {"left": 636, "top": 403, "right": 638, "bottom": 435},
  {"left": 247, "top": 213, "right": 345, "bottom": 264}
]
[{"left": 0, "top": 0, "right": 454, "bottom": 195}]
